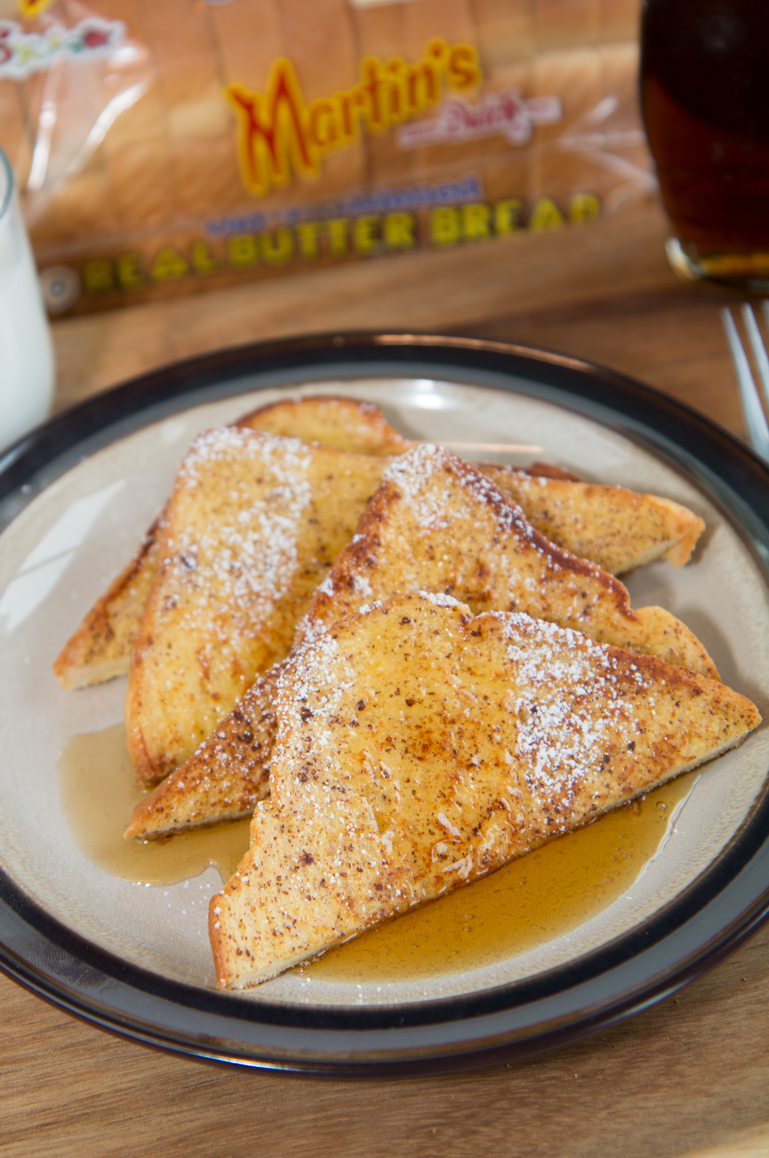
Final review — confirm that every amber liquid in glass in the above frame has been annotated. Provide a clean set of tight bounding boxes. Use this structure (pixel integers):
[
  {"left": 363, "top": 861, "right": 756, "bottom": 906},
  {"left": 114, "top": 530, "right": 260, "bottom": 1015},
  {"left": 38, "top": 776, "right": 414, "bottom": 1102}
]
[{"left": 641, "top": 0, "right": 769, "bottom": 288}]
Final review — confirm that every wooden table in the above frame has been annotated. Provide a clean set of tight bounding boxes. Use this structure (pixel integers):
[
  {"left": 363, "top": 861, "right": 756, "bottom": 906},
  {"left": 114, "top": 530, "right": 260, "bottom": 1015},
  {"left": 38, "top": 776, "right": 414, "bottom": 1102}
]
[{"left": 5, "top": 196, "right": 769, "bottom": 1158}]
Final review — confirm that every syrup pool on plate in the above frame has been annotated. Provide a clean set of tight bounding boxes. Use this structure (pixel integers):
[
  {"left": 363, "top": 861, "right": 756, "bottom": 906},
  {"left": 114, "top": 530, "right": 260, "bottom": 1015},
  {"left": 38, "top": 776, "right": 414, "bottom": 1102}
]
[
  {"left": 60, "top": 723, "right": 698, "bottom": 984},
  {"left": 59, "top": 724, "right": 251, "bottom": 887}
]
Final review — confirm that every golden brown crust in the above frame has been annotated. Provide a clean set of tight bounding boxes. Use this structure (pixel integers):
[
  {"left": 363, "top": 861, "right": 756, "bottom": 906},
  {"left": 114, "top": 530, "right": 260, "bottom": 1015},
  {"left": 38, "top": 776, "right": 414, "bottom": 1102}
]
[
  {"left": 483, "top": 465, "right": 705, "bottom": 575},
  {"left": 521, "top": 461, "right": 584, "bottom": 482},
  {"left": 209, "top": 593, "right": 759, "bottom": 989},
  {"left": 125, "top": 666, "right": 280, "bottom": 836},
  {"left": 52, "top": 517, "right": 164, "bottom": 690},
  {"left": 236, "top": 395, "right": 414, "bottom": 455}
]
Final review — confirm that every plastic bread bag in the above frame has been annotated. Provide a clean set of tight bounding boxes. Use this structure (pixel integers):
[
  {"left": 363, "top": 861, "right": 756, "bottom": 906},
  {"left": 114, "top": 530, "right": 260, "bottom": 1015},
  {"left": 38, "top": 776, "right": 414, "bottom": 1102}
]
[{"left": 0, "top": 0, "right": 653, "bottom": 316}]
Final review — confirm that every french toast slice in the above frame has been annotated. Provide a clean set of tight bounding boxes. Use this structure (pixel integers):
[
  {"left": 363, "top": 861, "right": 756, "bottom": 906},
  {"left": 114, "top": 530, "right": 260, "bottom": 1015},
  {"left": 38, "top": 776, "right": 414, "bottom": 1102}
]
[
  {"left": 53, "top": 515, "right": 164, "bottom": 691},
  {"left": 484, "top": 465, "right": 704, "bottom": 574},
  {"left": 209, "top": 593, "right": 760, "bottom": 989},
  {"left": 234, "top": 394, "right": 413, "bottom": 454},
  {"left": 291, "top": 445, "right": 716, "bottom": 671},
  {"left": 53, "top": 395, "right": 410, "bottom": 691},
  {"left": 126, "top": 664, "right": 281, "bottom": 836},
  {"left": 128, "top": 445, "right": 715, "bottom": 838},
  {"left": 125, "top": 430, "right": 392, "bottom": 785}
]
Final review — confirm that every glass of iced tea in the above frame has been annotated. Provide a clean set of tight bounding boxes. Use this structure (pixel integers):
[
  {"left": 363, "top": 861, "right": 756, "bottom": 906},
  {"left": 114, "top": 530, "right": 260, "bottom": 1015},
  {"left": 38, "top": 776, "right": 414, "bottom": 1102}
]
[{"left": 640, "top": 0, "right": 769, "bottom": 291}]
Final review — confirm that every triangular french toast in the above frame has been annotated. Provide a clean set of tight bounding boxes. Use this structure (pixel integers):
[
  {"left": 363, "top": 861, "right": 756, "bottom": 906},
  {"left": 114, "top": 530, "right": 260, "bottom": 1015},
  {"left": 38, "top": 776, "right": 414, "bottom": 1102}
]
[
  {"left": 125, "top": 430, "right": 392, "bottom": 785},
  {"left": 52, "top": 514, "right": 165, "bottom": 691},
  {"left": 53, "top": 395, "right": 411, "bottom": 691},
  {"left": 126, "top": 664, "right": 280, "bottom": 835},
  {"left": 54, "top": 399, "right": 704, "bottom": 693},
  {"left": 485, "top": 465, "right": 704, "bottom": 573},
  {"left": 291, "top": 445, "right": 715, "bottom": 670},
  {"left": 209, "top": 593, "right": 760, "bottom": 989},
  {"left": 127, "top": 444, "right": 715, "bottom": 838}
]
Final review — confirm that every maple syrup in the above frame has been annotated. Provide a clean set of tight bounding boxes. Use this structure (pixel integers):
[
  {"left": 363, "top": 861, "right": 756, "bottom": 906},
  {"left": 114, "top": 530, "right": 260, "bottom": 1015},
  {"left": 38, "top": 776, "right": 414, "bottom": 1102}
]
[
  {"left": 59, "top": 724, "right": 250, "bottom": 886},
  {"left": 59, "top": 723, "right": 697, "bottom": 983},
  {"left": 306, "top": 771, "right": 696, "bottom": 983}
]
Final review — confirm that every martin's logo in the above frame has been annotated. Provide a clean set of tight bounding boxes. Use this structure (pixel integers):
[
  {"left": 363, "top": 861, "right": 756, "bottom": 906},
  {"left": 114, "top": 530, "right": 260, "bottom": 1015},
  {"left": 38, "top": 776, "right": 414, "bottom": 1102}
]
[{"left": 226, "top": 38, "right": 482, "bottom": 196}]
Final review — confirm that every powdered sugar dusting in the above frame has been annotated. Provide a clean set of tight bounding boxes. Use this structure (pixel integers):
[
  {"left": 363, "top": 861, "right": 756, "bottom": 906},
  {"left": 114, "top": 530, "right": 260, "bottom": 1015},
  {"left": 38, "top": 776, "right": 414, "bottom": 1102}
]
[
  {"left": 180, "top": 426, "right": 309, "bottom": 484},
  {"left": 166, "top": 429, "right": 314, "bottom": 640},
  {"left": 383, "top": 443, "right": 536, "bottom": 541},
  {"left": 416, "top": 590, "right": 464, "bottom": 609},
  {"left": 273, "top": 631, "right": 356, "bottom": 773},
  {"left": 497, "top": 611, "right": 651, "bottom": 803}
]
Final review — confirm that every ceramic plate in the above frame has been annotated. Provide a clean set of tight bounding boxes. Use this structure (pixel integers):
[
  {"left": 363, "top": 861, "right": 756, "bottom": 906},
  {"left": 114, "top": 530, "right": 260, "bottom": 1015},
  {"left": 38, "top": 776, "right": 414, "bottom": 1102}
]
[{"left": 1, "top": 334, "right": 768, "bottom": 1074}]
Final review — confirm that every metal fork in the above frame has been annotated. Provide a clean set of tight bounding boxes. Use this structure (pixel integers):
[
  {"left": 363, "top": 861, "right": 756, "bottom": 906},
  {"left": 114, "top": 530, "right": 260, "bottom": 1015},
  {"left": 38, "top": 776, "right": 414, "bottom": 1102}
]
[{"left": 721, "top": 302, "right": 769, "bottom": 463}]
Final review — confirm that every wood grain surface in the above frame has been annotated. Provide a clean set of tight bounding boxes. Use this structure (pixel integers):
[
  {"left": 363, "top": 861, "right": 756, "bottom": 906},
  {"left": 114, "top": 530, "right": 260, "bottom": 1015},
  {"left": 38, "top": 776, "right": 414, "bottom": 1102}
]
[{"left": 5, "top": 195, "right": 769, "bottom": 1158}]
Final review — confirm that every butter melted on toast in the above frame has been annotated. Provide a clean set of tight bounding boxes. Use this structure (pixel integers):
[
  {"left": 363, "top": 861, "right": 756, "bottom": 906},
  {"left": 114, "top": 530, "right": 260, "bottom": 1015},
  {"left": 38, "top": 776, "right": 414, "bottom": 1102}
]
[
  {"left": 125, "top": 430, "right": 390, "bottom": 784},
  {"left": 128, "top": 445, "right": 715, "bottom": 838},
  {"left": 209, "top": 593, "right": 759, "bottom": 989},
  {"left": 53, "top": 395, "right": 409, "bottom": 691}
]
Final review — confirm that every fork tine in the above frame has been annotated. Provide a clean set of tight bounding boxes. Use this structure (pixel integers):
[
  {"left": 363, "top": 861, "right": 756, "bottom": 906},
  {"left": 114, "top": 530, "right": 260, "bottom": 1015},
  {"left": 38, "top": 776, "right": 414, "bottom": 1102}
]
[
  {"left": 741, "top": 303, "right": 769, "bottom": 410},
  {"left": 761, "top": 298, "right": 769, "bottom": 354},
  {"left": 721, "top": 307, "right": 769, "bottom": 463}
]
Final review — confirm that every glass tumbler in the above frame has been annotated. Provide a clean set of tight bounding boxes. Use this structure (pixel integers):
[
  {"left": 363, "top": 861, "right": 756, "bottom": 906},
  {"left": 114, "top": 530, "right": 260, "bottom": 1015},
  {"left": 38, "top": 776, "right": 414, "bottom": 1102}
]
[
  {"left": 640, "top": 0, "right": 769, "bottom": 291},
  {"left": 0, "top": 148, "right": 55, "bottom": 451}
]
